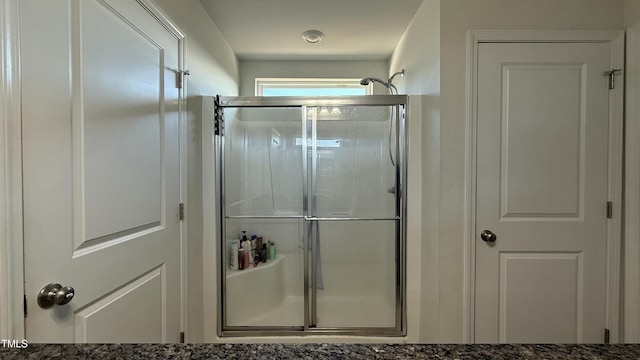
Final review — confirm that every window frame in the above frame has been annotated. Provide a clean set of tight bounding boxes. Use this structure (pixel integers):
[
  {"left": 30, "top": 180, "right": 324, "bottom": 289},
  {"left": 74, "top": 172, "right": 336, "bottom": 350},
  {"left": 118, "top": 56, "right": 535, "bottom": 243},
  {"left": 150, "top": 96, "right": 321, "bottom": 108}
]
[{"left": 255, "top": 78, "right": 373, "bottom": 96}]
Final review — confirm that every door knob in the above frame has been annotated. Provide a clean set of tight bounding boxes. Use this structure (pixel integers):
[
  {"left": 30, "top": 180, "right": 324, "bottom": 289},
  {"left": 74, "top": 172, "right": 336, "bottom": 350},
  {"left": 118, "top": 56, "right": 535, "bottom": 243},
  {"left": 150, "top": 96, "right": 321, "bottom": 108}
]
[
  {"left": 480, "top": 230, "right": 497, "bottom": 243},
  {"left": 37, "top": 283, "right": 75, "bottom": 309}
]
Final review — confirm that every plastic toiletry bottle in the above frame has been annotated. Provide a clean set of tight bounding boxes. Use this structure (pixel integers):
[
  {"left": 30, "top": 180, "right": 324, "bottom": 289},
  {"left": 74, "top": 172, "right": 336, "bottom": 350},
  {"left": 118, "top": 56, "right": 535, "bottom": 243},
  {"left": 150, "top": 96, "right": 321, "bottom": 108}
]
[
  {"left": 240, "top": 231, "right": 248, "bottom": 266},
  {"left": 238, "top": 248, "right": 245, "bottom": 270},
  {"left": 229, "top": 240, "right": 239, "bottom": 270},
  {"left": 241, "top": 240, "right": 251, "bottom": 269},
  {"left": 268, "top": 241, "right": 276, "bottom": 260},
  {"left": 256, "top": 236, "right": 263, "bottom": 261},
  {"left": 261, "top": 244, "right": 268, "bottom": 263},
  {"left": 250, "top": 235, "right": 257, "bottom": 262}
]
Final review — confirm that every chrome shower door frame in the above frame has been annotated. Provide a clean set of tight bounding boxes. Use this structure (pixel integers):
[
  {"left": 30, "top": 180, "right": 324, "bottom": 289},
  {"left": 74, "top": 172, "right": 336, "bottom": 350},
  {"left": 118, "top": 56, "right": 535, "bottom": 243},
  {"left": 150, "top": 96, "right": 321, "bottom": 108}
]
[{"left": 215, "top": 95, "right": 408, "bottom": 337}]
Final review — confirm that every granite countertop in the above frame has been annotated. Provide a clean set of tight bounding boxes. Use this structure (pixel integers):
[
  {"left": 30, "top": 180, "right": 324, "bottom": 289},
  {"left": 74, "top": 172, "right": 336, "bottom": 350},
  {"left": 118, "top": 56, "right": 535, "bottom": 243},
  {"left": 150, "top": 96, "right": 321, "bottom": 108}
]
[{"left": 2, "top": 343, "right": 640, "bottom": 360}]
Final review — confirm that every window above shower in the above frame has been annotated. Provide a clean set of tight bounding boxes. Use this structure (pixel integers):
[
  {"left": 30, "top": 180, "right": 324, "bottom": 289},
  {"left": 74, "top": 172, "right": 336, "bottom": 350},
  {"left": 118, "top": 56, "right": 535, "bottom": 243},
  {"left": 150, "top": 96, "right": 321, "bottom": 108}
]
[{"left": 255, "top": 78, "right": 372, "bottom": 96}]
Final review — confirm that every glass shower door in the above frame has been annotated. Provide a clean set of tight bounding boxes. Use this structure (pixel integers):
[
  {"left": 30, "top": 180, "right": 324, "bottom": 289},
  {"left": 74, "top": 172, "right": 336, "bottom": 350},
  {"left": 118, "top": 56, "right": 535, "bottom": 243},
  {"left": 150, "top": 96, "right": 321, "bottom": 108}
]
[
  {"left": 305, "top": 105, "right": 403, "bottom": 330},
  {"left": 217, "top": 96, "right": 406, "bottom": 336},
  {"left": 222, "top": 106, "right": 306, "bottom": 329}
]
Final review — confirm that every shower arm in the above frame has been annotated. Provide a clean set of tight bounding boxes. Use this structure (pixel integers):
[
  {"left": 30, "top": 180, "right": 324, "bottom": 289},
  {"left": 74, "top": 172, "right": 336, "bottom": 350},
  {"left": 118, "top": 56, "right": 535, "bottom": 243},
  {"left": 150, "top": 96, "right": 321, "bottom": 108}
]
[
  {"left": 388, "top": 70, "right": 405, "bottom": 87},
  {"left": 360, "top": 70, "right": 405, "bottom": 168}
]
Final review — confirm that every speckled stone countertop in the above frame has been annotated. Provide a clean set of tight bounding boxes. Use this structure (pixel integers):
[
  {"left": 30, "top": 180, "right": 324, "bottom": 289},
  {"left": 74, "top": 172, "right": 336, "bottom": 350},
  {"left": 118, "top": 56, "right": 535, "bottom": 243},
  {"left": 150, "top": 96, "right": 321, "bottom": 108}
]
[{"left": 2, "top": 343, "right": 640, "bottom": 359}]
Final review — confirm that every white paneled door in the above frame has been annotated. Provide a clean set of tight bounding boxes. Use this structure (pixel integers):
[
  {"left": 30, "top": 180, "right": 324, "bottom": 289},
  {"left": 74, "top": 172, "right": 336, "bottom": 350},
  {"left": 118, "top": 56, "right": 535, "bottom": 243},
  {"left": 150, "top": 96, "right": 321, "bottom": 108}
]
[
  {"left": 22, "top": 0, "right": 183, "bottom": 342},
  {"left": 475, "top": 42, "right": 615, "bottom": 343}
]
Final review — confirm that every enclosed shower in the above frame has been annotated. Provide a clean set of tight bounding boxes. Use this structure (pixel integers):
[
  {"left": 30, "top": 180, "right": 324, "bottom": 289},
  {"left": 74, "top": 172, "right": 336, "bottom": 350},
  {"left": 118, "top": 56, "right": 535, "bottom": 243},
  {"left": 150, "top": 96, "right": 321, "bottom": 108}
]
[{"left": 214, "top": 95, "right": 408, "bottom": 336}]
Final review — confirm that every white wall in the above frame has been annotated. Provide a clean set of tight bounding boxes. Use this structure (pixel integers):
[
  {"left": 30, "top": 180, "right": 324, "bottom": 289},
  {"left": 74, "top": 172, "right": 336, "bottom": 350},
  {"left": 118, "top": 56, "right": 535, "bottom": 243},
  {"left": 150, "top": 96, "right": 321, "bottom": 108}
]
[
  {"left": 625, "top": 0, "right": 640, "bottom": 28},
  {"left": 389, "top": 0, "right": 440, "bottom": 96},
  {"left": 152, "top": 0, "right": 239, "bottom": 343},
  {"left": 388, "top": 0, "right": 441, "bottom": 343},
  {"left": 438, "top": 0, "right": 624, "bottom": 343},
  {"left": 239, "top": 60, "right": 388, "bottom": 95}
]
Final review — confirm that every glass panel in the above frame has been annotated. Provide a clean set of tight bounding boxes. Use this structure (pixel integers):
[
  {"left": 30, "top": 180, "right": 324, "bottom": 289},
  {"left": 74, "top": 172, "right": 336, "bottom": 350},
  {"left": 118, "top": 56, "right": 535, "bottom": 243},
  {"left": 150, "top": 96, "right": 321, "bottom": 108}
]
[
  {"left": 223, "top": 218, "right": 304, "bottom": 327},
  {"left": 312, "top": 220, "right": 397, "bottom": 328},
  {"left": 218, "top": 98, "right": 405, "bottom": 334},
  {"left": 308, "top": 105, "right": 398, "bottom": 219},
  {"left": 262, "top": 87, "right": 367, "bottom": 96},
  {"left": 224, "top": 107, "right": 303, "bottom": 217}
]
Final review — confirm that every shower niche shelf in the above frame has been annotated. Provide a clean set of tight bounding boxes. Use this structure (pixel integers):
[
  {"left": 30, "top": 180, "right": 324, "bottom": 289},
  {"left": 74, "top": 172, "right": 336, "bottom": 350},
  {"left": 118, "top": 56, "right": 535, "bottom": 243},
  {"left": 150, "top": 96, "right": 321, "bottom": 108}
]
[
  {"left": 225, "top": 255, "right": 287, "bottom": 326},
  {"left": 226, "top": 254, "right": 284, "bottom": 278}
]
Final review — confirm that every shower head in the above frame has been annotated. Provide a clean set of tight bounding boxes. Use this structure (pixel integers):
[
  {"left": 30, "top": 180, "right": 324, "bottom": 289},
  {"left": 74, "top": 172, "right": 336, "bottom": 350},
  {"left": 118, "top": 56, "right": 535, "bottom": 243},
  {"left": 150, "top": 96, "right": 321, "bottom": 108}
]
[
  {"left": 359, "top": 77, "right": 390, "bottom": 88},
  {"left": 360, "top": 69, "right": 405, "bottom": 95}
]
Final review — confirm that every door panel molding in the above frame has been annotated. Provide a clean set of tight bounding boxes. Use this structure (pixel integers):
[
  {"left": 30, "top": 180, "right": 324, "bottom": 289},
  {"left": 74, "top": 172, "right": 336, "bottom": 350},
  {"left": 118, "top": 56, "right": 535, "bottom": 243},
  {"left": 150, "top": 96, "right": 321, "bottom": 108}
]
[
  {"left": 465, "top": 30, "right": 624, "bottom": 343},
  {"left": 74, "top": 264, "right": 166, "bottom": 343},
  {"left": 0, "top": 0, "right": 25, "bottom": 340}
]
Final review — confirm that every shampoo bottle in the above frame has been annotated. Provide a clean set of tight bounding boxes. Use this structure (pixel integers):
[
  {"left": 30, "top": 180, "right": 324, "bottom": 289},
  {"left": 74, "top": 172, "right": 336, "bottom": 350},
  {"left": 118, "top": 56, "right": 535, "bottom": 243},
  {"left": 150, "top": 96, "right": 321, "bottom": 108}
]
[
  {"left": 256, "top": 236, "right": 264, "bottom": 261},
  {"left": 268, "top": 241, "right": 276, "bottom": 260},
  {"left": 238, "top": 248, "right": 245, "bottom": 270},
  {"left": 229, "top": 240, "right": 239, "bottom": 270},
  {"left": 250, "top": 235, "right": 257, "bottom": 262},
  {"left": 261, "top": 244, "right": 267, "bottom": 263},
  {"left": 242, "top": 240, "right": 251, "bottom": 269}
]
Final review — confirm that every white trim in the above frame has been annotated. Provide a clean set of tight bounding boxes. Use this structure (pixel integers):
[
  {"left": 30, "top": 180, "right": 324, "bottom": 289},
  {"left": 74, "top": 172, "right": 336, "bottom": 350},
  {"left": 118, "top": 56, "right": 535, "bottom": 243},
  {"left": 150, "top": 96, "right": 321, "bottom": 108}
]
[
  {"left": 0, "top": 0, "right": 25, "bottom": 340},
  {"left": 201, "top": 97, "right": 217, "bottom": 342},
  {"left": 606, "top": 32, "right": 625, "bottom": 344},
  {"left": 465, "top": 30, "right": 625, "bottom": 343},
  {"left": 143, "top": 0, "right": 189, "bottom": 342},
  {"left": 255, "top": 78, "right": 372, "bottom": 96},
  {"left": 625, "top": 23, "right": 640, "bottom": 343},
  {"left": 405, "top": 96, "right": 423, "bottom": 342}
]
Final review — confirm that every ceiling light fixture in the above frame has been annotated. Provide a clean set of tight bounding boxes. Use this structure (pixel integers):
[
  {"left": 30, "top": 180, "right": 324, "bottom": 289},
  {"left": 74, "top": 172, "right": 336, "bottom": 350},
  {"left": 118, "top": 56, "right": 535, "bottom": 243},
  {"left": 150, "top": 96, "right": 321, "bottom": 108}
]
[{"left": 301, "top": 30, "right": 325, "bottom": 44}]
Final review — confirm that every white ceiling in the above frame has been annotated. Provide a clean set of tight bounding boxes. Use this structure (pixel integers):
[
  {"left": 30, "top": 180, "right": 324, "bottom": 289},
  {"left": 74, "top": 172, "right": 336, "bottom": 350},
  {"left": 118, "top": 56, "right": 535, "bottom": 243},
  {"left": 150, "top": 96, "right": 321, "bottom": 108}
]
[{"left": 199, "top": 0, "right": 425, "bottom": 60}]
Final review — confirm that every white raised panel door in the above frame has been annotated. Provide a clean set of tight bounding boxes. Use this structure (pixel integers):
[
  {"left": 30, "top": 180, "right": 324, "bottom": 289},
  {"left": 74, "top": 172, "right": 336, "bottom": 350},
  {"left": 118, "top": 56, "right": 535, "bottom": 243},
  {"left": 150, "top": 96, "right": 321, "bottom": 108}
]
[
  {"left": 21, "top": 0, "right": 182, "bottom": 342},
  {"left": 475, "top": 42, "right": 611, "bottom": 343}
]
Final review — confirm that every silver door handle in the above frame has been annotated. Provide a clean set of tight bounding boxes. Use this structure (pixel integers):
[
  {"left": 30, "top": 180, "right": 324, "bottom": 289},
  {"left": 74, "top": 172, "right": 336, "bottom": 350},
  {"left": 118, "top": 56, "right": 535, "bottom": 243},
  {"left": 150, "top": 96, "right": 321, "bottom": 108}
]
[{"left": 37, "top": 283, "right": 75, "bottom": 309}]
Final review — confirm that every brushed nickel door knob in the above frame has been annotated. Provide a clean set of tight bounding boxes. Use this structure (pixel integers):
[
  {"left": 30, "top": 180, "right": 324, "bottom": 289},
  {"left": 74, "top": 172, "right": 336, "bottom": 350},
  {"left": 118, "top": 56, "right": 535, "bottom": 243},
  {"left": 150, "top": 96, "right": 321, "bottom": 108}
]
[
  {"left": 480, "top": 230, "right": 497, "bottom": 243},
  {"left": 37, "top": 283, "right": 75, "bottom": 309}
]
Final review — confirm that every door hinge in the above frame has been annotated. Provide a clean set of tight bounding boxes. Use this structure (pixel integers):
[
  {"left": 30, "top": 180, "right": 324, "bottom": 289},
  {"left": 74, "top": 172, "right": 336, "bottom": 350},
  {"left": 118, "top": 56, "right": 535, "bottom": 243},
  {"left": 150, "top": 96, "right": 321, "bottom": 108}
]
[
  {"left": 607, "top": 201, "right": 613, "bottom": 219},
  {"left": 176, "top": 69, "right": 190, "bottom": 89},
  {"left": 604, "top": 328, "right": 610, "bottom": 343},
  {"left": 180, "top": 332, "right": 185, "bottom": 343},
  {"left": 179, "top": 203, "right": 185, "bottom": 221},
  {"left": 604, "top": 69, "right": 622, "bottom": 90},
  {"left": 214, "top": 95, "right": 225, "bottom": 136},
  {"left": 23, "top": 295, "right": 27, "bottom": 318}
]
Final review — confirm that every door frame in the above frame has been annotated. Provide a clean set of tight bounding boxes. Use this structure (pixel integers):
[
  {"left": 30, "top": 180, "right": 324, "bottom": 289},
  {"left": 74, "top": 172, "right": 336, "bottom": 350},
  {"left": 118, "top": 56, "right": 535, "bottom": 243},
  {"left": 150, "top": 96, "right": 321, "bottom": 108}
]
[
  {"left": 0, "top": 0, "right": 25, "bottom": 341},
  {"left": 624, "top": 23, "right": 640, "bottom": 343},
  {"left": 0, "top": 0, "right": 189, "bottom": 342},
  {"left": 464, "top": 30, "right": 624, "bottom": 343}
]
